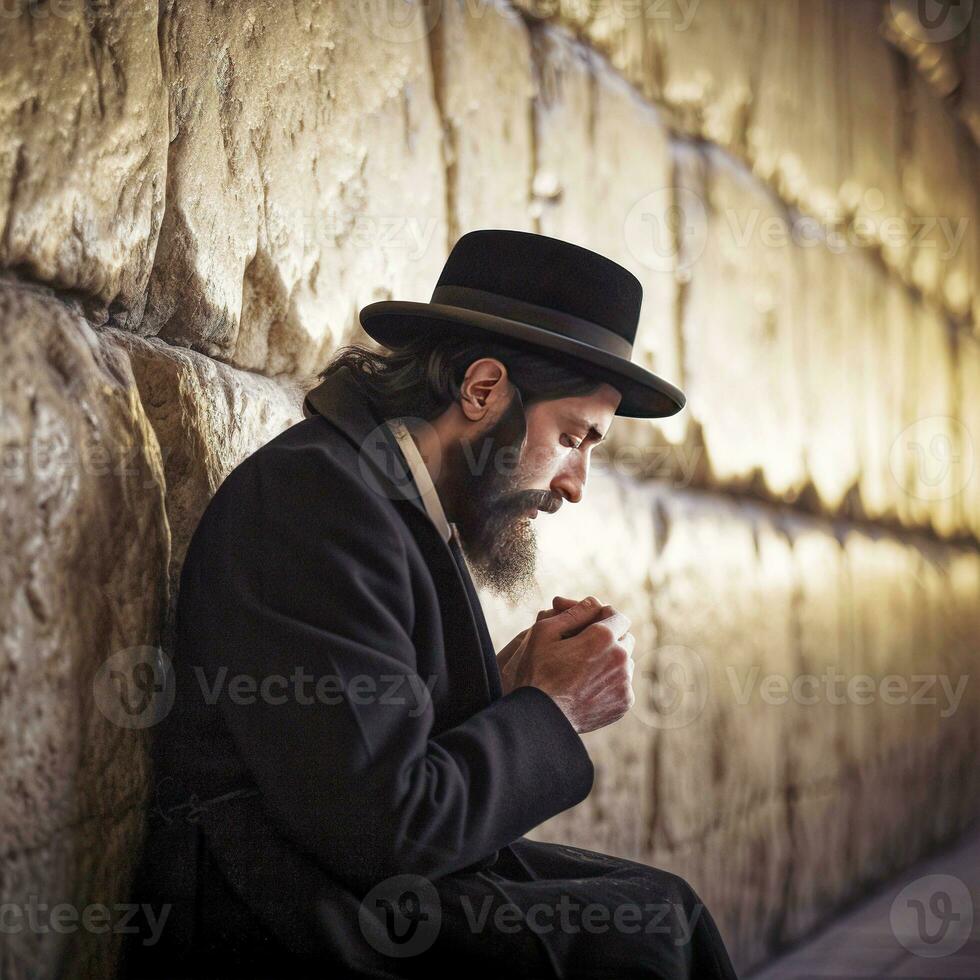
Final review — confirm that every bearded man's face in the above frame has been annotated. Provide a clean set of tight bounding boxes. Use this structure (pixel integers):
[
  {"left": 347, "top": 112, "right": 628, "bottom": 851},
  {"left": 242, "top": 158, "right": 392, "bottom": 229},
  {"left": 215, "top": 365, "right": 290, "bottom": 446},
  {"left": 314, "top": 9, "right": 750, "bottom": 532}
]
[{"left": 446, "top": 380, "right": 619, "bottom": 604}]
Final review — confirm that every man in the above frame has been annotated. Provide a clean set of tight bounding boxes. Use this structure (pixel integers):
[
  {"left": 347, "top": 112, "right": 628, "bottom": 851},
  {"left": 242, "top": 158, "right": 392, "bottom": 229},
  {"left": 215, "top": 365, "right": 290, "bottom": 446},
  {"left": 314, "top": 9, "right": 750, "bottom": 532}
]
[{"left": 122, "top": 230, "right": 737, "bottom": 978}]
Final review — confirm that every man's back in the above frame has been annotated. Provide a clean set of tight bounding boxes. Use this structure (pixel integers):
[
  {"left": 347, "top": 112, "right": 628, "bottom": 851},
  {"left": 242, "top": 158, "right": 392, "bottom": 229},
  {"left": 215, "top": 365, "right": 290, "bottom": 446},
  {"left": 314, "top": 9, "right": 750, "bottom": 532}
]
[{"left": 122, "top": 389, "right": 596, "bottom": 976}]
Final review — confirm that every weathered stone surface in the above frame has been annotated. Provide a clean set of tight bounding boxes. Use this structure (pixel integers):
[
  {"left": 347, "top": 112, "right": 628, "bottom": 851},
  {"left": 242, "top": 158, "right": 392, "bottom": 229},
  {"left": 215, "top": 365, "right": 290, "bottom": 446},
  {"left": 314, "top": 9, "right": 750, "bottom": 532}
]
[
  {"left": 0, "top": 281, "right": 168, "bottom": 977},
  {"left": 515, "top": 0, "right": 977, "bottom": 330},
  {"left": 519, "top": 0, "right": 668, "bottom": 104},
  {"left": 677, "top": 144, "right": 809, "bottom": 500},
  {"left": 843, "top": 531, "right": 980, "bottom": 877},
  {"left": 0, "top": 805, "right": 145, "bottom": 980},
  {"left": 958, "top": 335, "right": 980, "bottom": 540},
  {"left": 903, "top": 75, "right": 979, "bottom": 324},
  {"left": 750, "top": 1, "right": 904, "bottom": 233},
  {"left": 856, "top": 276, "right": 916, "bottom": 528},
  {"left": 105, "top": 330, "right": 304, "bottom": 615},
  {"left": 883, "top": 0, "right": 978, "bottom": 143},
  {"left": 962, "top": 18, "right": 980, "bottom": 149},
  {"left": 897, "top": 300, "right": 965, "bottom": 540},
  {"left": 0, "top": 1, "right": 167, "bottom": 319},
  {"left": 143, "top": 0, "right": 448, "bottom": 377},
  {"left": 530, "top": 25, "right": 687, "bottom": 457},
  {"left": 1, "top": 3, "right": 978, "bottom": 977},
  {"left": 795, "top": 239, "right": 867, "bottom": 514},
  {"left": 638, "top": 0, "right": 762, "bottom": 150},
  {"left": 432, "top": 0, "right": 536, "bottom": 238},
  {"left": 481, "top": 469, "right": 980, "bottom": 972}
]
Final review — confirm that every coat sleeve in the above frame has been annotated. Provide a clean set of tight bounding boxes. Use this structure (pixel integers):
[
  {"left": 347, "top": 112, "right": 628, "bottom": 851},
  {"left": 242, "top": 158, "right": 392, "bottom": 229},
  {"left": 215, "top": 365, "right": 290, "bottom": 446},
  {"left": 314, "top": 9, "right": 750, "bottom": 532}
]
[{"left": 194, "top": 440, "right": 595, "bottom": 895}]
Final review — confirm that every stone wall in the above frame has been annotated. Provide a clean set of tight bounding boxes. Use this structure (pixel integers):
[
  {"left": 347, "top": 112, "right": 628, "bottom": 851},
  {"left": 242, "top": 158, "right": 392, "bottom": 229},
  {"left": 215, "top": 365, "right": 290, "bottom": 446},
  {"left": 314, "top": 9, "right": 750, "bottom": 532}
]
[{"left": 1, "top": 1, "right": 977, "bottom": 975}]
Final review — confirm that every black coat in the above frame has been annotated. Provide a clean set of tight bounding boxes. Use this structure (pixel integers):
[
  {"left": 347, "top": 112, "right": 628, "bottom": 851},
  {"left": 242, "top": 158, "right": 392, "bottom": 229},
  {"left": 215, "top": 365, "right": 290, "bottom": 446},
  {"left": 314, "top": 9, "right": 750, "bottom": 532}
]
[{"left": 122, "top": 365, "right": 737, "bottom": 979}]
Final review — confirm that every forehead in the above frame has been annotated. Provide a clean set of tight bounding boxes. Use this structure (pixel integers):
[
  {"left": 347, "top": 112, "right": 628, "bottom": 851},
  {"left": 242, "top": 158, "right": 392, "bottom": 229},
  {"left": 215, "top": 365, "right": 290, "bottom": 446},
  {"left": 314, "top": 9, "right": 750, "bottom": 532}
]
[{"left": 534, "top": 382, "right": 621, "bottom": 430}]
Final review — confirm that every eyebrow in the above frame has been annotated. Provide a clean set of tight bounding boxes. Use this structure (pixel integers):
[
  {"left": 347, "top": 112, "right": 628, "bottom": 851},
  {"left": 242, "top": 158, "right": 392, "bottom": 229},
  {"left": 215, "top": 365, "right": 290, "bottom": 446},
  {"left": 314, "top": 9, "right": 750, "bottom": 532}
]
[{"left": 571, "top": 416, "right": 607, "bottom": 443}]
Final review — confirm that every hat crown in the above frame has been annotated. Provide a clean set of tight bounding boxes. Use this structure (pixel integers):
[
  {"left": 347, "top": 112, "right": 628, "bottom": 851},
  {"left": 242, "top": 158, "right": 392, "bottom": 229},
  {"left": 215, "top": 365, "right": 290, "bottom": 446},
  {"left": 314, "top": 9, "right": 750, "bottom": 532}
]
[{"left": 431, "top": 229, "right": 642, "bottom": 346}]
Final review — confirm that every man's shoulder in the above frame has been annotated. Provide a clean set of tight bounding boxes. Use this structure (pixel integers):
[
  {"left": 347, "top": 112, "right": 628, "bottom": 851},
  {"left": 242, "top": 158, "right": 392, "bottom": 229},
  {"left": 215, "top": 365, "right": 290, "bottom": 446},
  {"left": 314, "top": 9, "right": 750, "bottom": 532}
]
[
  {"left": 225, "top": 415, "right": 359, "bottom": 487},
  {"left": 209, "top": 414, "right": 402, "bottom": 528}
]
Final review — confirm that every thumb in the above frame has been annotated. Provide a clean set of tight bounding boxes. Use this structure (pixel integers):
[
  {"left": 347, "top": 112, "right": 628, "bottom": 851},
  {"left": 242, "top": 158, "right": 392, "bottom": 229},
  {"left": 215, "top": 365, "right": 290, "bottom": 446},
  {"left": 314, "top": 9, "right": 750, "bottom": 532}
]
[{"left": 545, "top": 596, "right": 602, "bottom": 638}]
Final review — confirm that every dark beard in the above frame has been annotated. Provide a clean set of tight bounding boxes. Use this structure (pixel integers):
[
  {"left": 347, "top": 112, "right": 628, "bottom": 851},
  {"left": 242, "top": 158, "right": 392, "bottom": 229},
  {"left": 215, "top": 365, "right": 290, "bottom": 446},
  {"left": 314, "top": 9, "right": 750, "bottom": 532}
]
[{"left": 443, "top": 388, "right": 552, "bottom": 604}]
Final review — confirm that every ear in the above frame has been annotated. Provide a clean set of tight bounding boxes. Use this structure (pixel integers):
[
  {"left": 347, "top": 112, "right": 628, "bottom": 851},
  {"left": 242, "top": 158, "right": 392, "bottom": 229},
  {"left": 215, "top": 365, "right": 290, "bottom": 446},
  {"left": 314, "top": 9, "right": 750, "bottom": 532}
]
[{"left": 459, "top": 358, "right": 509, "bottom": 422}]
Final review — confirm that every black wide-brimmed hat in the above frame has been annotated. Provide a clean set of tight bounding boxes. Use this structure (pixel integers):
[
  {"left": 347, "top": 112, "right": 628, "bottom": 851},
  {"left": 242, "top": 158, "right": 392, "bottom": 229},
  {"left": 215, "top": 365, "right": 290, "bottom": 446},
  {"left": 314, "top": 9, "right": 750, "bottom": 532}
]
[{"left": 359, "top": 229, "right": 685, "bottom": 418}]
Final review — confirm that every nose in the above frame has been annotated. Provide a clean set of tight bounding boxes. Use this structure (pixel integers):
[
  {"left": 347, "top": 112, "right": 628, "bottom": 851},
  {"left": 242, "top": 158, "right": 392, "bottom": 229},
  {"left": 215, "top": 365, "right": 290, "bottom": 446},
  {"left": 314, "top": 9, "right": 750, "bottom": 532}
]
[{"left": 550, "top": 458, "right": 586, "bottom": 505}]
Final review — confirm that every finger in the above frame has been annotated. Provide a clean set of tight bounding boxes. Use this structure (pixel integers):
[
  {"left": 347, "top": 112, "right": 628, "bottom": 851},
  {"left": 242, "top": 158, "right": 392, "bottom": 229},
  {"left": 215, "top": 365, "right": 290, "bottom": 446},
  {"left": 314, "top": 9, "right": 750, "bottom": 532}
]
[
  {"left": 536, "top": 597, "right": 578, "bottom": 622},
  {"left": 496, "top": 628, "right": 529, "bottom": 665},
  {"left": 595, "top": 603, "right": 632, "bottom": 630},
  {"left": 593, "top": 610, "right": 631, "bottom": 641},
  {"left": 545, "top": 596, "right": 604, "bottom": 638}
]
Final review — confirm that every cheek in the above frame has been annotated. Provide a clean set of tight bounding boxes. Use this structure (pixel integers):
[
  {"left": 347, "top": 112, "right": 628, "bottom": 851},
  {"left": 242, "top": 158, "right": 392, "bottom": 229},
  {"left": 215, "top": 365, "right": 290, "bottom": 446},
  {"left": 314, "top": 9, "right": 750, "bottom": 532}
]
[{"left": 521, "top": 440, "right": 562, "bottom": 476}]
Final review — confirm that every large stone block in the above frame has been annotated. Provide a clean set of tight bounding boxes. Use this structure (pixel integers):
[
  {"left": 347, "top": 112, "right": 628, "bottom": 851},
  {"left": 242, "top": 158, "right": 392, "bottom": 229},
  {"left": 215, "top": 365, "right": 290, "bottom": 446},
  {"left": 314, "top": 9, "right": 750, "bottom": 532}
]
[
  {"left": 516, "top": 0, "right": 980, "bottom": 331},
  {"left": 957, "top": 334, "right": 980, "bottom": 540},
  {"left": 431, "top": 0, "right": 536, "bottom": 237},
  {"left": 143, "top": 0, "right": 448, "bottom": 376},
  {"left": 842, "top": 530, "right": 980, "bottom": 877},
  {"left": 104, "top": 330, "right": 304, "bottom": 613},
  {"left": 648, "top": 0, "right": 763, "bottom": 151},
  {"left": 656, "top": 799, "right": 789, "bottom": 971},
  {"left": 677, "top": 144, "right": 809, "bottom": 500},
  {"left": 855, "top": 276, "right": 975, "bottom": 543},
  {"left": 0, "top": 806, "right": 146, "bottom": 980},
  {"left": 903, "top": 75, "right": 979, "bottom": 324},
  {"left": 796, "top": 241, "right": 869, "bottom": 513},
  {"left": 0, "top": 1, "right": 167, "bottom": 319},
  {"left": 962, "top": 17, "right": 980, "bottom": 148},
  {"left": 749, "top": 1, "right": 904, "bottom": 235},
  {"left": 0, "top": 280, "right": 169, "bottom": 978},
  {"left": 481, "top": 465, "right": 980, "bottom": 970},
  {"left": 855, "top": 276, "right": 916, "bottom": 527},
  {"left": 530, "top": 26, "right": 687, "bottom": 457},
  {"left": 516, "top": 0, "right": 662, "bottom": 102},
  {"left": 897, "top": 301, "right": 965, "bottom": 539}
]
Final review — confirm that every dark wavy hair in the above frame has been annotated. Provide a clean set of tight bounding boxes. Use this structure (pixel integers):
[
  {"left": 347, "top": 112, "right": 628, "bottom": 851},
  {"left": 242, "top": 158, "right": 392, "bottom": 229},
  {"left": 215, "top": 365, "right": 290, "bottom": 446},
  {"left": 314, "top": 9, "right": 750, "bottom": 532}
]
[{"left": 317, "top": 330, "right": 605, "bottom": 423}]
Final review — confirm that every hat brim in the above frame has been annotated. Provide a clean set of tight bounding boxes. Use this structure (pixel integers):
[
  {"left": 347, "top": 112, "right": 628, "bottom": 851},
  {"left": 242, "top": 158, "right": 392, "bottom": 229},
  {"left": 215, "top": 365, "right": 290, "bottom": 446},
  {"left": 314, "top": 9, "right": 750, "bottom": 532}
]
[{"left": 359, "top": 300, "right": 685, "bottom": 419}]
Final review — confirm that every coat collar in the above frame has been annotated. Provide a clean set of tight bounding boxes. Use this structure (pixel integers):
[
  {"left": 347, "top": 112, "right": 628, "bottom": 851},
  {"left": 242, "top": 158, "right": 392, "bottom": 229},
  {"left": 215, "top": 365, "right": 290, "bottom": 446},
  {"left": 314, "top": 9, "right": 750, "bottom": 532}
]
[
  {"left": 385, "top": 418, "right": 453, "bottom": 544},
  {"left": 302, "top": 365, "right": 431, "bottom": 520},
  {"left": 302, "top": 365, "right": 501, "bottom": 712}
]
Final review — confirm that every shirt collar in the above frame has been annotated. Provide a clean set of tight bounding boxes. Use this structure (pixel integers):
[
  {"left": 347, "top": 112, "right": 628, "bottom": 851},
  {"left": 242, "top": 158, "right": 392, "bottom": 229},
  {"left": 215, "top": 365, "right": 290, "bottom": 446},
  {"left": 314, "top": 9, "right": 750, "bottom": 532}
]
[{"left": 385, "top": 418, "right": 453, "bottom": 544}]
